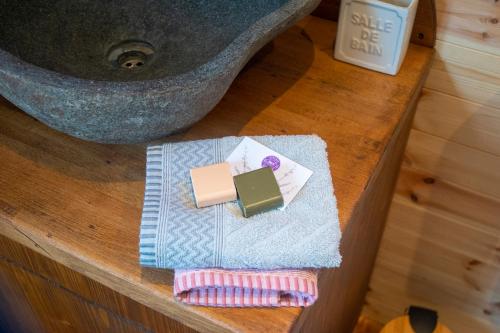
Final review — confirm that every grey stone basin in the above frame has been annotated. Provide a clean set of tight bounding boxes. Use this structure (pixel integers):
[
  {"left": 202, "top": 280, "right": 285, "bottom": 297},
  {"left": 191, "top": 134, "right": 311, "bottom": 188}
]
[{"left": 0, "top": 0, "right": 320, "bottom": 143}]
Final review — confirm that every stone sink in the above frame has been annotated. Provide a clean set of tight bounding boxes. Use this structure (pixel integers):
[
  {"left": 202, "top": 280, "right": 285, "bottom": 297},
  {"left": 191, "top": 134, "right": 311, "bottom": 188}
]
[{"left": 0, "top": 0, "right": 320, "bottom": 143}]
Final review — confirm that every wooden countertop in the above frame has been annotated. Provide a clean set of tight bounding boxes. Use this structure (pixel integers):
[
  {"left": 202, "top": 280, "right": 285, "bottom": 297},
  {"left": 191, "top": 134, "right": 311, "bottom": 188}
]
[{"left": 0, "top": 16, "right": 433, "bottom": 333}]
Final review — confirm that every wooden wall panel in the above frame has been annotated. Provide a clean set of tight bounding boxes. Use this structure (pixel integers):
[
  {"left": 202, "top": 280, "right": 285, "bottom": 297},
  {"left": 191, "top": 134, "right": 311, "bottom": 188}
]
[
  {"left": 414, "top": 89, "right": 500, "bottom": 156},
  {"left": 376, "top": 221, "right": 499, "bottom": 312},
  {"left": 435, "top": 0, "right": 500, "bottom": 55},
  {"left": 425, "top": 66, "right": 500, "bottom": 109},
  {"left": 362, "top": 0, "right": 500, "bottom": 332},
  {"left": 404, "top": 129, "right": 500, "bottom": 198},
  {"left": 394, "top": 168, "right": 500, "bottom": 233},
  {"left": 434, "top": 40, "right": 500, "bottom": 77},
  {"left": 386, "top": 196, "right": 499, "bottom": 266}
]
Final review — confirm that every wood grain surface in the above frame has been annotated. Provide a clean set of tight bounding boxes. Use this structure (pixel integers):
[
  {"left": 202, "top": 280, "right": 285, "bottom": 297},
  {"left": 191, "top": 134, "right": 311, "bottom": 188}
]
[
  {"left": 0, "top": 16, "right": 433, "bottom": 333},
  {"left": 353, "top": 315, "right": 384, "bottom": 333},
  {"left": 435, "top": 0, "right": 500, "bottom": 55},
  {"left": 0, "top": 234, "right": 196, "bottom": 333},
  {"left": 294, "top": 57, "right": 429, "bottom": 332}
]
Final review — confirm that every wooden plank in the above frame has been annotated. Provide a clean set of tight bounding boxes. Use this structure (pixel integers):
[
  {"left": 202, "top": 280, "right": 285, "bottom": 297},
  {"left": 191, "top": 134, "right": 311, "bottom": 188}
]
[
  {"left": 414, "top": 88, "right": 500, "bottom": 156},
  {"left": 387, "top": 196, "right": 500, "bottom": 266},
  {"left": 436, "top": 0, "right": 500, "bottom": 55},
  {"left": 394, "top": 167, "right": 500, "bottom": 233},
  {"left": 430, "top": 57, "right": 500, "bottom": 88},
  {"left": 0, "top": 264, "right": 44, "bottom": 333},
  {"left": 376, "top": 232, "right": 500, "bottom": 306},
  {"left": 0, "top": 258, "right": 191, "bottom": 333},
  {"left": 434, "top": 40, "right": 500, "bottom": 76},
  {"left": 404, "top": 129, "right": 500, "bottom": 199},
  {"left": 0, "top": 235, "right": 196, "bottom": 333},
  {"left": 424, "top": 66, "right": 500, "bottom": 109},
  {"left": 369, "top": 262, "right": 498, "bottom": 318},
  {"left": 0, "top": 16, "right": 434, "bottom": 333},
  {"left": 411, "top": 0, "right": 437, "bottom": 47}
]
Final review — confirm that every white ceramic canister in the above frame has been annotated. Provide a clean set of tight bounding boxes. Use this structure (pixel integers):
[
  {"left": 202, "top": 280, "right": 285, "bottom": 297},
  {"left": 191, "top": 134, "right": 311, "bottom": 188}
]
[{"left": 334, "top": 0, "right": 419, "bottom": 75}]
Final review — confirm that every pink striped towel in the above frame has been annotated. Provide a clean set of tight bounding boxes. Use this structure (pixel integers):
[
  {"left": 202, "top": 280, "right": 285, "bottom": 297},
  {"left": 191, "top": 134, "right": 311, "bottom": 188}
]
[{"left": 174, "top": 269, "right": 318, "bottom": 307}]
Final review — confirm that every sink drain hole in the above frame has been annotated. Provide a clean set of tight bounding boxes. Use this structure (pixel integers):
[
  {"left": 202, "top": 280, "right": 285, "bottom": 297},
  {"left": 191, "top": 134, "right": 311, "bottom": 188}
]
[
  {"left": 117, "top": 51, "right": 147, "bottom": 69},
  {"left": 107, "top": 41, "right": 155, "bottom": 70}
]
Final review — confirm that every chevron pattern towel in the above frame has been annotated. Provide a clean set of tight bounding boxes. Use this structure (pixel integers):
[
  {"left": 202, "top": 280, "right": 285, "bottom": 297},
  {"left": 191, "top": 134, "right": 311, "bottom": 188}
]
[
  {"left": 139, "top": 135, "right": 341, "bottom": 269},
  {"left": 174, "top": 269, "right": 318, "bottom": 307}
]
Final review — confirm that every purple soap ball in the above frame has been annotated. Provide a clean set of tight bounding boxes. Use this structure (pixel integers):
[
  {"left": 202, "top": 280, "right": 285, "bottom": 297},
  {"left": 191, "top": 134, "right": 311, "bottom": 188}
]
[{"left": 261, "top": 155, "right": 281, "bottom": 171}]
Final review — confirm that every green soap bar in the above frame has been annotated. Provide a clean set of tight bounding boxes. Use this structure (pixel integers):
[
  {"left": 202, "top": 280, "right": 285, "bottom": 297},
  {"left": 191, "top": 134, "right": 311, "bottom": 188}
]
[{"left": 233, "top": 167, "right": 284, "bottom": 218}]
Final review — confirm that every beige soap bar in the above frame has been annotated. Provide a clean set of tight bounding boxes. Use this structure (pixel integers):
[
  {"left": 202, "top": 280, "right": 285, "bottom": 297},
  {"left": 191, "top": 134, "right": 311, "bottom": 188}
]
[{"left": 190, "top": 162, "right": 237, "bottom": 208}]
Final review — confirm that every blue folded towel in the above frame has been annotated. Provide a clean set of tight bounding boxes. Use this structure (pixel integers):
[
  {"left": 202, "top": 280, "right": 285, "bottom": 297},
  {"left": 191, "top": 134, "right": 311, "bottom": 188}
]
[{"left": 139, "top": 135, "right": 341, "bottom": 269}]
